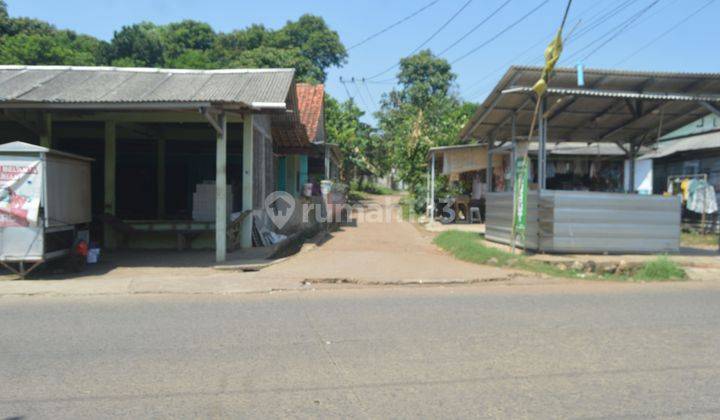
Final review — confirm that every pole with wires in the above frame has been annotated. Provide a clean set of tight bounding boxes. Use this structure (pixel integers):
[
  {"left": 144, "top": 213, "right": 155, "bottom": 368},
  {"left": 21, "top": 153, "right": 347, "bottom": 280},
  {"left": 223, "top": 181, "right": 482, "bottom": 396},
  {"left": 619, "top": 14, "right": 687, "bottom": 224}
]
[{"left": 511, "top": 0, "right": 573, "bottom": 254}]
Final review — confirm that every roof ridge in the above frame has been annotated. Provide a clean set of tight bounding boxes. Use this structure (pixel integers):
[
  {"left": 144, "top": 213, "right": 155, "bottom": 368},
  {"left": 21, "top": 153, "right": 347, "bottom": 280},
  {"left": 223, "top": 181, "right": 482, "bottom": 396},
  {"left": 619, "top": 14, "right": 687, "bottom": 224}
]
[{"left": 0, "top": 65, "right": 295, "bottom": 74}]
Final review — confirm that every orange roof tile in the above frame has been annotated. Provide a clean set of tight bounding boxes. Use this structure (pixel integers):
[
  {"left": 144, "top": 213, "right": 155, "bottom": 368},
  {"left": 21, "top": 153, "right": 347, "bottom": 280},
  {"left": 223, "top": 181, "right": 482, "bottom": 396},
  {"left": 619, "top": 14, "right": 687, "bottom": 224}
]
[{"left": 295, "top": 83, "right": 325, "bottom": 143}]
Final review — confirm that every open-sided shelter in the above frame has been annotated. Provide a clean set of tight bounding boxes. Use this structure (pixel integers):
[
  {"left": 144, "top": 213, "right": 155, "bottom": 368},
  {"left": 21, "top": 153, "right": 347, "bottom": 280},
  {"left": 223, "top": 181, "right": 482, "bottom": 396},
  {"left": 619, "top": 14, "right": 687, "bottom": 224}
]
[
  {"left": 456, "top": 66, "right": 720, "bottom": 253},
  {"left": 0, "top": 65, "right": 311, "bottom": 262}
]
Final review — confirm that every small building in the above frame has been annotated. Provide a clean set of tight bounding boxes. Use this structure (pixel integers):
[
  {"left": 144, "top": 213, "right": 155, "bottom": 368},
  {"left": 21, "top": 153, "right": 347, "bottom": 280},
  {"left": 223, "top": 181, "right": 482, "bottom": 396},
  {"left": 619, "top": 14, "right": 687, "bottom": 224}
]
[
  {"left": 638, "top": 118, "right": 720, "bottom": 231},
  {"left": 275, "top": 83, "right": 340, "bottom": 196},
  {"left": 0, "top": 65, "right": 312, "bottom": 262},
  {"left": 455, "top": 65, "right": 720, "bottom": 254}
]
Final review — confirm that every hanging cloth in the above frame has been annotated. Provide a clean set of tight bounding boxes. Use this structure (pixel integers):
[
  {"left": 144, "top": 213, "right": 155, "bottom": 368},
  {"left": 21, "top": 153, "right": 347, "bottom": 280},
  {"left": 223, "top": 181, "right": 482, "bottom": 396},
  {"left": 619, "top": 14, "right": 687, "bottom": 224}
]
[{"left": 687, "top": 180, "right": 718, "bottom": 214}]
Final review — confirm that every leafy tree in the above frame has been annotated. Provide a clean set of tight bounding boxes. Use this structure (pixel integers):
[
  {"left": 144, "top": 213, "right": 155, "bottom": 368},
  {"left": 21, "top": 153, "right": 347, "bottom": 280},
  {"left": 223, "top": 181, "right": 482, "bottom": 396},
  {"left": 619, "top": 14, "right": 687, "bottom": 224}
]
[
  {"left": 325, "top": 95, "right": 387, "bottom": 181},
  {"left": 0, "top": 0, "right": 7, "bottom": 20},
  {"left": 0, "top": 32, "right": 103, "bottom": 65},
  {"left": 229, "top": 46, "right": 322, "bottom": 83},
  {"left": 272, "top": 14, "right": 347, "bottom": 81},
  {"left": 109, "top": 22, "right": 164, "bottom": 67},
  {"left": 376, "top": 50, "right": 474, "bottom": 209},
  {"left": 161, "top": 20, "right": 215, "bottom": 62}
]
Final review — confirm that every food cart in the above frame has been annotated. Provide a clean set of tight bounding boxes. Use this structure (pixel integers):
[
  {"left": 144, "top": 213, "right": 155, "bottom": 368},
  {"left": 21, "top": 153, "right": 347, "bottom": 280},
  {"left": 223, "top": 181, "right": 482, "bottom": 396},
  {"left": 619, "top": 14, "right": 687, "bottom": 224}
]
[{"left": 0, "top": 141, "right": 92, "bottom": 277}]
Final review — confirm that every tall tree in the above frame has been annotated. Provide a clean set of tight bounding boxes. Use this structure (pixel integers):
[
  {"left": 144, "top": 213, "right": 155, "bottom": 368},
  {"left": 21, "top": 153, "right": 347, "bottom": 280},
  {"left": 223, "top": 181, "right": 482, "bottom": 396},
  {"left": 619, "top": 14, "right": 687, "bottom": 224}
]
[
  {"left": 376, "top": 50, "right": 474, "bottom": 209},
  {"left": 109, "top": 22, "right": 165, "bottom": 67}
]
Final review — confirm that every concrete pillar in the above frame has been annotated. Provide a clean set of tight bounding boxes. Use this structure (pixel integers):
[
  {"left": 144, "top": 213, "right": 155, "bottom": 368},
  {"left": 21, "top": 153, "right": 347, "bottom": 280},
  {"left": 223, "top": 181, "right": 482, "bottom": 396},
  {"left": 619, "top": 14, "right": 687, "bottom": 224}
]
[
  {"left": 324, "top": 144, "right": 331, "bottom": 180},
  {"left": 430, "top": 152, "right": 436, "bottom": 219},
  {"left": 299, "top": 155, "right": 309, "bottom": 189},
  {"left": 426, "top": 169, "right": 431, "bottom": 217},
  {"left": 39, "top": 113, "right": 52, "bottom": 148},
  {"left": 104, "top": 121, "right": 116, "bottom": 249},
  {"left": 486, "top": 140, "right": 493, "bottom": 193},
  {"left": 241, "top": 114, "right": 254, "bottom": 249},
  {"left": 157, "top": 138, "right": 166, "bottom": 218},
  {"left": 215, "top": 113, "right": 228, "bottom": 261},
  {"left": 510, "top": 114, "right": 517, "bottom": 190},
  {"left": 538, "top": 101, "right": 547, "bottom": 190}
]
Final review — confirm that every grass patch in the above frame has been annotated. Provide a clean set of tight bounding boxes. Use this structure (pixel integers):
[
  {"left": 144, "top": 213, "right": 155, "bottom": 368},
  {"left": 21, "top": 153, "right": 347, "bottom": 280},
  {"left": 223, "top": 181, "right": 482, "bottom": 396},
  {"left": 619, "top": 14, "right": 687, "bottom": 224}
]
[
  {"left": 351, "top": 181, "right": 395, "bottom": 196},
  {"left": 681, "top": 231, "right": 718, "bottom": 248},
  {"left": 634, "top": 256, "right": 686, "bottom": 281},
  {"left": 433, "top": 231, "right": 687, "bottom": 282},
  {"left": 399, "top": 195, "right": 416, "bottom": 221}
]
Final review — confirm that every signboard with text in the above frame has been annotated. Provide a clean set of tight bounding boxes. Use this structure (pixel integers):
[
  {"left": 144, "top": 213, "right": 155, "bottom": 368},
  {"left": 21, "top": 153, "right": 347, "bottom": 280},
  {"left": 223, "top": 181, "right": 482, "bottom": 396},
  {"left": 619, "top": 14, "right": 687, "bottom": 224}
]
[{"left": 0, "top": 157, "right": 42, "bottom": 227}]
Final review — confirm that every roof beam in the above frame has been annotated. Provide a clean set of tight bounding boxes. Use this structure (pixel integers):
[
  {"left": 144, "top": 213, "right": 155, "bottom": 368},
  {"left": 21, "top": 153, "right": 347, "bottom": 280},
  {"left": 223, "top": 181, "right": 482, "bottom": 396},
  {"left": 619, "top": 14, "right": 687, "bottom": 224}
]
[
  {"left": 700, "top": 101, "right": 720, "bottom": 118},
  {"left": 488, "top": 95, "right": 534, "bottom": 140},
  {"left": 461, "top": 71, "right": 524, "bottom": 141},
  {"left": 545, "top": 76, "right": 608, "bottom": 123},
  {"left": 596, "top": 79, "right": 709, "bottom": 143}
]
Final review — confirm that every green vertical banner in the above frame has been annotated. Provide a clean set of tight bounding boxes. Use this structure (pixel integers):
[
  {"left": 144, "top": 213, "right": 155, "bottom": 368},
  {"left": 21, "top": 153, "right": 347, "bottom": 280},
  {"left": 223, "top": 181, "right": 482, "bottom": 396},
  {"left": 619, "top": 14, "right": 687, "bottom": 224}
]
[{"left": 512, "top": 157, "right": 529, "bottom": 241}]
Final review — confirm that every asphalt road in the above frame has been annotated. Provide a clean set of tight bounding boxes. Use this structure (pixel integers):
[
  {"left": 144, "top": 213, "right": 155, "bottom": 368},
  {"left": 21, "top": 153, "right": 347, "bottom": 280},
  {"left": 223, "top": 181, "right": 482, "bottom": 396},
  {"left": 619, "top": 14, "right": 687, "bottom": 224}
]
[{"left": 2, "top": 284, "right": 720, "bottom": 419}]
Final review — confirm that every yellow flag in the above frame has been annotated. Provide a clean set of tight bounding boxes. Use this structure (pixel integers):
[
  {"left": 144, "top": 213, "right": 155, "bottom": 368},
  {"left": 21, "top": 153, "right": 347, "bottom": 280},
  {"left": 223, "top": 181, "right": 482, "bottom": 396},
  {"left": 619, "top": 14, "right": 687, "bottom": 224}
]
[{"left": 533, "top": 30, "right": 563, "bottom": 97}]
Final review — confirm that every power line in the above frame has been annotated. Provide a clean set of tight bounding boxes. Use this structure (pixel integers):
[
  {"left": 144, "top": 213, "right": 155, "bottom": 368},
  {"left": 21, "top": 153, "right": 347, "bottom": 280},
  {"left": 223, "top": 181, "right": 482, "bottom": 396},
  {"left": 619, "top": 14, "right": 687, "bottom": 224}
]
[
  {"left": 362, "top": 80, "right": 377, "bottom": 104},
  {"left": 347, "top": 0, "right": 441, "bottom": 51},
  {"left": 460, "top": 0, "right": 611, "bottom": 98},
  {"left": 579, "top": 0, "right": 660, "bottom": 62},
  {"left": 368, "top": 0, "right": 474, "bottom": 80},
  {"left": 561, "top": 0, "right": 659, "bottom": 65},
  {"left": 339, "top": 77, "right": 355, "bottom": 102},
  {"left": 450, "top": 0, "right": 549, "bottom": 65},
  {"left": 614, "top": 0, "right": 715, "bottom": 66},
  {"left": 437, "top": 0, "right": 513, "bottom": 56}
]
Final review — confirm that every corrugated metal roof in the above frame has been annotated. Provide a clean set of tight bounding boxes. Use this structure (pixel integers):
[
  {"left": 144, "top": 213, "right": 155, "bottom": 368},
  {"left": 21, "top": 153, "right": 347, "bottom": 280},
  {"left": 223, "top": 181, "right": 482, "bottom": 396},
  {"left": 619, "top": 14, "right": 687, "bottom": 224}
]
[
  {"left": 430, "top": 141, "right": 628, "bottom": 159},
  {"left": 460, "top": 66, "right": 720, "bottom": 145},
  {"left": 639, "top": 130, "right": 720, "bottom": 160},
  {"left": 0, "top": 66, "right": 295, "bottom": 110}
]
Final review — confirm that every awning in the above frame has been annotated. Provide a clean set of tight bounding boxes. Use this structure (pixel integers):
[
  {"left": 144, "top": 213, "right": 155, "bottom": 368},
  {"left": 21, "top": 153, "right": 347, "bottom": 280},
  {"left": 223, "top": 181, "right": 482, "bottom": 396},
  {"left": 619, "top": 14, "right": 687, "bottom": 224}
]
[
  {"left": 460, "top": 66, "right": 720, "bottom": 146},
  {"left": 639, "top": 130, "right": 720, "bottom": 160}
]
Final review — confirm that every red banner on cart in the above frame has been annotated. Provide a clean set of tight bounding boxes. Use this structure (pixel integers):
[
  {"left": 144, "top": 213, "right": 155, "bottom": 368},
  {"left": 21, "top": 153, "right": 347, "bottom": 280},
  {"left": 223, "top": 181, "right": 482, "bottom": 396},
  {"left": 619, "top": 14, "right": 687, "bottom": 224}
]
[{"left": 0, "top": 158, "right": 42, "bottom": 227}]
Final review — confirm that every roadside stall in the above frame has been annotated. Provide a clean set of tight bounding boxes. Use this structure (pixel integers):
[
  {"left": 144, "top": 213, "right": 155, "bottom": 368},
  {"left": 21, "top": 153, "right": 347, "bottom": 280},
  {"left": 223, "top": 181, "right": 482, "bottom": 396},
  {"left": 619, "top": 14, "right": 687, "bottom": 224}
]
[
  {"left": 0, "top": 141, "right": 92, "bottom": 277},
  {"left": 458, "top": 66, "right": 720, "bottom": 254}
]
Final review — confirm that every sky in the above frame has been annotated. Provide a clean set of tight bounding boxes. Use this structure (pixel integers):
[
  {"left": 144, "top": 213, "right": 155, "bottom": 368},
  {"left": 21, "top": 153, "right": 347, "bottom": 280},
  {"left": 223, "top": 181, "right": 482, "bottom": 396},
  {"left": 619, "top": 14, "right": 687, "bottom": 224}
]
[{"left": 7, "top": 0, "right": 720, "bottom": 124}]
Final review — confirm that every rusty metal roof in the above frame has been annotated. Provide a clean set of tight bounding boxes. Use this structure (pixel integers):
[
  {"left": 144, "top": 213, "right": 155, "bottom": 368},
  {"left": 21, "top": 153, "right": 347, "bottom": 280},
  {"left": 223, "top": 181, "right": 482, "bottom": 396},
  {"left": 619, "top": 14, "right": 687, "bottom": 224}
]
[
  {"left": 460, "top": 66, "right": 720, "bottom": 146},
  {"left": 0, "top": 66, "right": 295, "bottom": 110}
]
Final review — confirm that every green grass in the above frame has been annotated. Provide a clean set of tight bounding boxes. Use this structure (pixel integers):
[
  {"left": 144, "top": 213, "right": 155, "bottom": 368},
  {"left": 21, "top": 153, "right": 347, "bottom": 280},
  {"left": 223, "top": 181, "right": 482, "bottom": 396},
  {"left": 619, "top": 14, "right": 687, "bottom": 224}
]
[
  {"left": 681, "top": 231, "right": 719, "bottom": 248},
  {"left": 433, "top": 231, "right": 687, "bottom": 282},
  {"left": 351, "top": 181, "right": 395, "bottom": 196},
  {"left": 399, "top": 195, "right": 416, "bottom": 221},
  {"left": 634, "top": 256, "right": 686, "bottom": 281}
]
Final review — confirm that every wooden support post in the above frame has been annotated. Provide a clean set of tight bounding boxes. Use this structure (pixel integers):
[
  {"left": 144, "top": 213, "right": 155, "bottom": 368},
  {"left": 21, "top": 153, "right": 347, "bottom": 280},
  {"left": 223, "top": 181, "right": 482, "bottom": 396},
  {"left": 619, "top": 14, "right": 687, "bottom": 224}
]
[
  {"left": 241, "top": 114, "right": 254, "bottom": 249},
  {"left": 39, "top": 113, "right": 52, "bottom": 148},
  {"left": 104, "top": 121, "right": 117, "bottom": 249},
  {"left": 157, "top": 138, "right": 166, "bottom": 218}
]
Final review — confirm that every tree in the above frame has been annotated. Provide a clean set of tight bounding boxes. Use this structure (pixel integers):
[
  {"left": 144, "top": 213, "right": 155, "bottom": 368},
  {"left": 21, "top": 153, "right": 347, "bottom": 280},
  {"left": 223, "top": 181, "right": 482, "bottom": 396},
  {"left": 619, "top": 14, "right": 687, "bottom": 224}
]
[
  {"left": 376, "top": 50, "right": 473, "bottom": 209},
  {"left": 161, "top": 20, "right": 215, "bottom": 62},
  {"left": 324, "top": 95, "right": 387, "bottom": 181},
  {"left": 272, "top": 15, "right": 347, "bottom": 81},
  {"left": 0, "top": 0, "right": 7, "bottom": 20},
  {"left": 109, "top": 22, "right": 165, "bottom": 67}
]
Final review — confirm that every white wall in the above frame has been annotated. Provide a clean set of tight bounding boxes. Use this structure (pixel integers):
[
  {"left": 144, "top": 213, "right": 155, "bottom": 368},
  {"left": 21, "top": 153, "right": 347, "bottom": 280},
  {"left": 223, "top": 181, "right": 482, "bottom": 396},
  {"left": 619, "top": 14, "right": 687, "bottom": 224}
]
[{"left": 624, "top": 159, "right": 653, "bottom": 194}]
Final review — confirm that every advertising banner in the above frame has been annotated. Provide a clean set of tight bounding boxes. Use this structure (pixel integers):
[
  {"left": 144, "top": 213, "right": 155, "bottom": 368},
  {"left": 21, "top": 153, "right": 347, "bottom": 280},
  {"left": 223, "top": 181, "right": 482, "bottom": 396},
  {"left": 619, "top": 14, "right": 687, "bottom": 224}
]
[
  {"left": 0, "top": 157, "right": 42, "bottom": 227},
  {"left": 512, "top": 157, "right": 529, "bottom": 240}
]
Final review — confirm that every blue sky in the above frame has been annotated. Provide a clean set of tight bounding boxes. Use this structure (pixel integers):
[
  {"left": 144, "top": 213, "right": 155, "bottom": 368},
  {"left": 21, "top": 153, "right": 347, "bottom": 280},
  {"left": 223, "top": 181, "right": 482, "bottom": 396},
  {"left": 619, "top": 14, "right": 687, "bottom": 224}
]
[{"left": 7, "top": 0, "right": 720, "bottom": 123}]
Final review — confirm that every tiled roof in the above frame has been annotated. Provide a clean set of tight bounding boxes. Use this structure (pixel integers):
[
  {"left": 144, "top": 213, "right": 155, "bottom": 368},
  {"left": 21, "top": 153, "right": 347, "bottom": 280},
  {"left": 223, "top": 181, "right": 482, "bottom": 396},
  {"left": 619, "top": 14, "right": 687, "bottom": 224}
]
[{"left": 295, "top": 83, "right": 324, "bottom": 142}]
